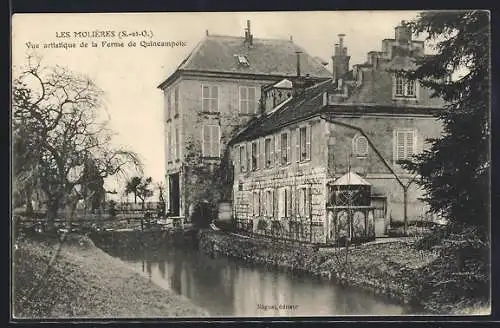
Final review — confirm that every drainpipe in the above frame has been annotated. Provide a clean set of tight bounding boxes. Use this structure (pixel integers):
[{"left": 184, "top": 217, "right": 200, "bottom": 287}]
[{"left": 320, "top": 115, "right": 418, "bottom": 236}]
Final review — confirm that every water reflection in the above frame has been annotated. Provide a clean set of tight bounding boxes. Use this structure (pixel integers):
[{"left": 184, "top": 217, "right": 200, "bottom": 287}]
[{"left": 114, "top": 246, "right": 413, "bottom": 317}]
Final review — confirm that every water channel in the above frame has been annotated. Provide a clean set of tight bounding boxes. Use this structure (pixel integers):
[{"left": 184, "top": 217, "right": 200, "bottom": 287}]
[{"left": 99, "top": 240, "right": 418, "bottom": 317}]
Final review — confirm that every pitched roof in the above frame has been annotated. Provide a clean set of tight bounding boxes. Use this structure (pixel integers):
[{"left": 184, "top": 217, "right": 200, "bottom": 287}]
[
  {"left": 230, "top": 80, "right": 332, "bottom": 144},
  {"left": 159, "top": 35, "right": 331, "bottom": 87},
  {"left": 230, "top": 76, "right": 443, "bottom": 145},
  {"left": 332, "top": 172, "right": 371, "bottom": 186}
]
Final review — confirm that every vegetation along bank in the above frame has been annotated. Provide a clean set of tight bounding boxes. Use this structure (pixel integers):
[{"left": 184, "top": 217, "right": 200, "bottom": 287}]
[
  {"left": 198, "top": 228, "right": 490, "bottom": 315},
  {"left": 13, "top": 233, "right": 208, "bottom": 318}
]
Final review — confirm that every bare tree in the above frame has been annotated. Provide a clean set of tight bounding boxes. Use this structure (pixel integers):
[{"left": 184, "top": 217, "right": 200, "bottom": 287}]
[{"left": 12, "top": 54, "right": 142, "bottom": 229}]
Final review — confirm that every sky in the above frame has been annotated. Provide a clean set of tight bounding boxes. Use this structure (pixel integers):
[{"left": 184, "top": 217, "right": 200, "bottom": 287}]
[{"left": 12, "top": 11, "right": 425, "bottom": 197}]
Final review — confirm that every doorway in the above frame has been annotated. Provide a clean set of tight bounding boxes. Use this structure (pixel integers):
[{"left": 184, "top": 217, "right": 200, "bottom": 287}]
[{"left": 168, "top": 173, "right": 180, "bottom": 216}]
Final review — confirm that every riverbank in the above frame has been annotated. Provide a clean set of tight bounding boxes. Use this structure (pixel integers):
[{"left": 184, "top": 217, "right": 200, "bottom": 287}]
[
  {"left": 13, "top": 234, "right": 208, "bottom": 318},
  {"left": 198, "top": 229, "right": 490, "bottom": 315}
]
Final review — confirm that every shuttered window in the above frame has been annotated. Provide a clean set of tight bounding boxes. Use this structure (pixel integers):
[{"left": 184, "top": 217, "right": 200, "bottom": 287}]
[
  {"left": 253, "top": 191, "right": 260, "bottom": 216},
  {"left": 299, "top": 125, "right": 311, "bottom": 161},
  {"left": 202, "top": 125, "right": 220, "bottom": 157},
  {"left": 394, "top": 129, "right": 417, "bottom": 162},
  {"left": 202, "top": 85, "right": 219, "bottom": 112},
  {"left": 298, "top": 187, "right": 310, "bottom": 219},
  {"left": 251, "top": 141, "right": 258, "bottom": 171},
  {"left": 174, "top": 86, "right": 179, "bottom": 116},
  {"left": 264, "top": 137, "right": 274, "bottom": 168},
  {"left": 280, "top": 132, "right": 290, "bottom": 165},
  {"left": 239, "top": 145, "right": 246, "bottom": 172},
  {"left": 239, "top": 86, "right": 258, "bottom": 114},
  {"left": 166, "top": 91, "right": 171, "bottom": 120}
]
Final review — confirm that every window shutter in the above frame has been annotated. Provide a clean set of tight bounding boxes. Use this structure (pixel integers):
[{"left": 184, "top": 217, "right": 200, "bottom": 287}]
[
  {"left": 249, "top": 87, "right": 256, "bottom": 114},
  {"left": 270, "top": 136, "right": 274, "bottom": 167},
  {"left": 240, "top": 87, "right": 246, "bottom": 114},
  {"left": 306, "top": 125, "right": 311, "bottom": 160},
  {"left": 406, "top": 131, "right": 414, "bottom": 156},
  {"left": 174, "top": 87, "right": 179, "bottom": 115},
  {"left": 260, "top": 139, "right": 265, "bottom": 169},
  {"left": 247, "top": 143, "right": 251, "bottom": 171},
  {"left": 286, "top": 132, "right": 291, "bottom": 164},
  {"left": 212, "top": 86, "right": 218, "bottom": 112},
  {"left": 295, "top": 129, "right": 300, "bottom": 162},
  {"left": 167, "top": 92, "right": 171, "bottom": 119},
  {"left": 397, "top": 131, "right": 405, "bottom": 160},
  {"left": 202, "top": 126, "right": 210, "bottom": 157},
  {"left": 275, "top": 135, "right": 281, "bottom": 166},
  {"left": 255, "top": 142, "right": 259, "bottom": 170},
  {"left": 216, "top": 126, "right": 221, "bottom": 157}
]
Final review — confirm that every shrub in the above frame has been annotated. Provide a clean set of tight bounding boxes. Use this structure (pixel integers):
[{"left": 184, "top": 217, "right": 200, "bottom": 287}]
[{"left": 257, "top": 219, "right": 268, "bottom": 231}]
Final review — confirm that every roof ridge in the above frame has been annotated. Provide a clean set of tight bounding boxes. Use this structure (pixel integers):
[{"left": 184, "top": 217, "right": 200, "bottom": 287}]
[{"left": 205, "top": 34, "right": 293, "bottom": 42}]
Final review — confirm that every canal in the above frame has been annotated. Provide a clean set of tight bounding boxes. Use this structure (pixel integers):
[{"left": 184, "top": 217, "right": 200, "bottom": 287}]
[{"left": 97, "top": 240, "right": 417, "bottom": 317}]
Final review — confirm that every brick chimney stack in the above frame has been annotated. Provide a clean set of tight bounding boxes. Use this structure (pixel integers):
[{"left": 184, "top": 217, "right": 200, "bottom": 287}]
[
  {"left": 245, "top": 20, "right": 253, "bottom": 46},
  {"left": 332, "top": 34, "right": 350, "bottom": 82},
  {"left": 395, "top": 20, "right": 412, "bottom": 45}
]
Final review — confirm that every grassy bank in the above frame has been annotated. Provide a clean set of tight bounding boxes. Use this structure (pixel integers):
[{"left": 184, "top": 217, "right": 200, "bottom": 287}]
[
  {"left": 198, "top": 229, "right": 490, "bottom": 315},
  {"left": 13, "top": 234, "right": 208, "bottom": 319}
]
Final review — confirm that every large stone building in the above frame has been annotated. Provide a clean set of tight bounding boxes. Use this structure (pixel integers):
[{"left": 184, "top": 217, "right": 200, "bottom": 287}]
[
  {"left": 158, "top": 21, "right": 331, "bottom": 218},
  {"left": 228, "top": 21, "right": 446, "bottom": 243}
]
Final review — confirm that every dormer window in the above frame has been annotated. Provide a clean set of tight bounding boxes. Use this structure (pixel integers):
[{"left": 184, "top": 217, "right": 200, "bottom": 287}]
[
  {"left": 393, "top": 73, "right": 417, "bottom": 98},
  {"left": 236, "top": 55, "right": 249, "bottom": 66}
]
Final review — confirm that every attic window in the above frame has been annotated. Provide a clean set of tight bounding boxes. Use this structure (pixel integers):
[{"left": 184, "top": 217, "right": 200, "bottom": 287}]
[{"left": 237, "top": 55, "right": 249, "bottom": 66}]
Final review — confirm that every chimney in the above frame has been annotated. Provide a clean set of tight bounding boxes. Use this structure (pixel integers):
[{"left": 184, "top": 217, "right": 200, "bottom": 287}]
[
  {"left": 206, "top": 30, "right": 209, "bottom": 36},
  {"left": 395, "top": 20, "right": 412, "bottom": 45},
  {"left": 332, "top": 34, "right": 350, "bottom": 82},
  {"left": 245, "top": 20, "right": 253, "bottom": 46},
  {"left": 295, "top": 51, "right": 302, "bottom": 77}
]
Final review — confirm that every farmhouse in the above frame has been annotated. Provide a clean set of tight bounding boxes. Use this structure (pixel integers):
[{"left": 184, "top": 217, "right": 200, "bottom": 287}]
[
  {"left": 228, "top": 21, "right": 446, "bottom": 244},
  {"left": 157, "top": 21, "right": 331, "bottom": 220}
]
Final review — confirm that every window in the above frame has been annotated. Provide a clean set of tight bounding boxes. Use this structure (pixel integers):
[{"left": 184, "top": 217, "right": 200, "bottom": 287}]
[
  {"left": 265, "top": 190, "right": 274, "bottom": 218},
  {"left": 175, "top": 127, "right": 180, "bottom": 160},
  {"left": 353, "top": 135, "right": 368, "bottom": 157},
  {"left": 394, "top": 74, "right": 417, "bottom": 98},
  {"left": 202, "top": 125, "right": 220, "bottom": 157},
  {"left": 280, "top": 132, "right": 290, "bottom": 165},
  {"left": 298, "top": 187, "right": 310, "bottom": 218},
  {"left": 174, "top": 86, "right": 179, "bottom": 117},
  {"left": 239, "top": 145, "right": 246, "bottom": 172},
  {"left": 251, "top": 141, "right": 258, "bottom": 171},
  {"left": 171, "top": 127, "right": 177, "bottom": 160},
  {"left": 253, "top": 191, "right": 260, "bottom": 216},
  {"left": 240, "top": 86, "right": 258, "bottom": 114},
  {"left": 202, "top": 85, "right": 219, "bottom": 112},
  {"left": 299, "top": 126, "right": 311, "bottom": 162},
  {"left": 166, "top": 91, "right": 171, "bottom": 120},
  {"left": 166, "top": 130, "right": 171, "bottom": 162},
  {"left": 237, "top": 55, "right": 249, "bottom": 66},
  {"left": 264, "top": 137, "right": 274, "bottom": 168},
  {"left": 394, "top": 129, "right": 417, "bottom": 163},
  {"left": 278, "top": 187, "right": 292, "bottom": 219}
]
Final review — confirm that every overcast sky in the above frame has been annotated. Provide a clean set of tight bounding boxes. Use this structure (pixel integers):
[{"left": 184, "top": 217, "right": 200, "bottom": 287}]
[{"left": 12, "top": 11, "right": 424, "bottom": 196}]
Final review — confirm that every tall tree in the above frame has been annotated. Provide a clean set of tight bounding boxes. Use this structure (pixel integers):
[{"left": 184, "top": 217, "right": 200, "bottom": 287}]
[
  {"left": 13, "top": 55, "right": 142, "bottom": 228},
  {"left": 125, "top": 176, "right": 153, "bottom": 208},
  {"left": 403, "top": 11, "right": 490, "bottom": 233}
]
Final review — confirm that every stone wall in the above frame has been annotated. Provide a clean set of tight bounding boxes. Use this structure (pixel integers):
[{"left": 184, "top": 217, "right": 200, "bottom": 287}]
[
  {"left": 326, "top": 115, "right": 443, "bottom": 222},
  {"left": 231, "top": 118, "right": 329, "bottom": 243}
]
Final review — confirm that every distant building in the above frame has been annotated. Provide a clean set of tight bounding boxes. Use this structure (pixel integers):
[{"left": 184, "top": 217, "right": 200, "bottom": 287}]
[
  {"left": 228, "top": 21, "right": 446, "bottom": 243},
  {"left": 158, "top": 20, "right": 331, "bottom": 219}
]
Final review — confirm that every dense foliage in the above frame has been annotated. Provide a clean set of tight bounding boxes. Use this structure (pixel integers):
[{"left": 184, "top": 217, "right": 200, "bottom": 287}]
[{"left": 403, "top": 11, "right": 490, "bottom": 234}]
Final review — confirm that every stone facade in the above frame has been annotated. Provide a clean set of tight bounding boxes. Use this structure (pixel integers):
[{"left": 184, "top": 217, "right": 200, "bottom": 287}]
[{"left": 163, "top": 75, "right": 275, "bottom": 218}]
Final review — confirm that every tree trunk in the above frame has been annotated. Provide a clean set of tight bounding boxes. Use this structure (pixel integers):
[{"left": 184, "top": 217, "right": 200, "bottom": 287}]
[{"left": 134, "top": 193, "right": 137, "bottom": 204}]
